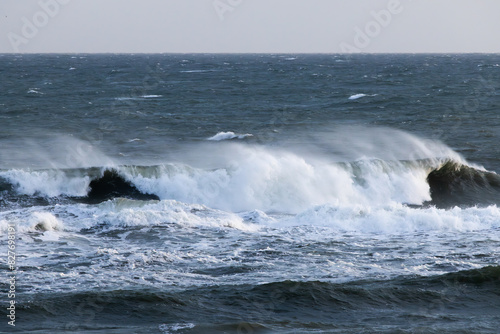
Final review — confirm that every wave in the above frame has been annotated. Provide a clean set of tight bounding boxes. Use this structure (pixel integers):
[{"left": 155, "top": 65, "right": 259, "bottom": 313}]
[
  {"left": 1, "top": 159, "right": 429, "bottom": 212},
  {"left": 207, "top": 131, "right": 253, "bottom": 141},
  {"left": 0, "top": 198, "right": 255, "bottom": 235},
  {"left": 348, "top": 93, "right": 377, "bottom": 100},
  {"left": 3, "top": 195, "right": 499, "bottom": 236},
  {"left": 142, "top": 94, "right": 163, "bottom": 98},
  {"left": 1, "top": 157, "right": 499, "bottom": 212},
  {"left": 27, "top": 88, "right": 44, "bottom": 95},
  {"left": 114, "top": 94, "right": 163, "bottom": 101},
  {"left": 437, "top": 265, "right": 500, "bottom": 285},
  {"left": 179, "top": 69, "right": 216, "bottom": 73},
  {"left": 1, "top": 128, "right": 499, "bottom": 221},
  {"left": 13, "top": 266, "right": 500, "bottom": 333}
]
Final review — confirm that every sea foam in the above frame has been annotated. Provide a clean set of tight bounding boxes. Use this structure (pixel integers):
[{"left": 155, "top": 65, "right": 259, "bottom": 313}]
[{"left": 207, "top": 131, "right": 253, "bottom": 141}]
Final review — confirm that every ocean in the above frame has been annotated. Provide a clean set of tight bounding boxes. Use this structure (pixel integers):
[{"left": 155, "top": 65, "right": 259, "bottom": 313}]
[{"left": 1, "top": 53, "right": 499, "bottom": 333}]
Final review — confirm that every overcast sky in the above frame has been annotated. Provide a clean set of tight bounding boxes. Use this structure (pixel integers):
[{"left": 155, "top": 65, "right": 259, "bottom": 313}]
[{"left": 1, "top": 0, "right": 499, "bottom": 53}]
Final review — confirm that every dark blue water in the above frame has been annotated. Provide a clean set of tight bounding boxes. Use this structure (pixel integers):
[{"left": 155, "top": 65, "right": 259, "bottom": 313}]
[{"left": 1, "top": 54, "right": 500, "bottom": 333}]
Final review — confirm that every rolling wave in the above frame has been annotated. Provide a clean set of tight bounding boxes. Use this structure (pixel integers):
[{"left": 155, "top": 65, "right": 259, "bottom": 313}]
[
  {"left": 207, "top": 131, "right": 253, "bottom": 141},
  {"left": 1, "top": 157, "right": 499, "bottom": 210}
]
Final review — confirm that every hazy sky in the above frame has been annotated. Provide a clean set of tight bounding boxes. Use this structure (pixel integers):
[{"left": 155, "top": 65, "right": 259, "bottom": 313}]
[{"left": 1, "top": 0, "right": 499, "bottom": 53}]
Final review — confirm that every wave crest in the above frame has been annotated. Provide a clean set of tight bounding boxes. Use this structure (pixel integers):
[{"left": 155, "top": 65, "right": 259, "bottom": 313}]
[
  {"left": 2, "top": 156, "right": 498, "bottom": 211},
  {"left": 207, "top": 131, "right": 253, "bottom": 141}
]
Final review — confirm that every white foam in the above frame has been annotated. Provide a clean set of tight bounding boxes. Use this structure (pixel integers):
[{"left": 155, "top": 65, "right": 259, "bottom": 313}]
[
  {"left": 349, "top": 93, "right": 367, "bottom": 100},
  {"left": 288, "top": 204, "right": 500, "bottom": 233},
  {"left": 159, "top": 323, "right": 195, "bottom": 334},
  {"left": 348, "top": 93, "right": 377, "bottom": 100},
  {"left": 207, "top": 131, "right": 253, "bottom": 141},
  {"left": 56, "top": 199, "right": 259, "bottom": 232},
  {"left": 0, "top": 211, "right": 64, "bottom": 234},
  {"left": 1, "top": 169, "right": 90, "bottom": 197},
  {"left": 240, "top": 209, "right": 276, "bottom": 224},
  {"left": 37, "top": 230, "right": 61, "bottom": 242},
  {"left": 115, "top": 95, "right": 162, "bottom": 100},
  {"left": 125, "top": 144, "right": 438, "bottom": 213},
  {"left": 27, "top": 88, "right": 43, "bottom": 95},
  {"left": 180, "top": 69, "right": 213, "bottom": 73},
  {"left": 30, "top": 212, "right": 64, "bottom": 231},
  {"left": 7, "top": 198, "right": 496, "bottom": 236},
  {"left": 142, "top": 95, "right": 162, "bottom": 98}
]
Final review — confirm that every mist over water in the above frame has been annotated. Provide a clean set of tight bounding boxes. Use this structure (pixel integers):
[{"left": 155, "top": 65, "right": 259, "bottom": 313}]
[{"left": 1, "top": 54, "right": 500, "bottom": 333}]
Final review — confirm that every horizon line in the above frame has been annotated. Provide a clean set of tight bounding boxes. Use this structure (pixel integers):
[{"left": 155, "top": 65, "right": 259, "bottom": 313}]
[{"left": 1, "top": 52, "right": 500, "bottom": 55}]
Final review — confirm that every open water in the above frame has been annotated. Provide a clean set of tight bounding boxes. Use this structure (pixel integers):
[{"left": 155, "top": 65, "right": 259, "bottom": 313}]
[{"left": 1, "top": 54, "right": 500, "bottom": 333}]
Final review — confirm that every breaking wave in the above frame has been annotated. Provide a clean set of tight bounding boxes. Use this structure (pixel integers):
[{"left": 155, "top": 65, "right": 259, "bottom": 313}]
[
  {"left": 1, "top": 154, "right": 499, "bottom": 212},
  {"left": 2, "top": 129, "right": 499, "bottom": 234},
  {"left": 207, "top": 131, "right": 253, "bottom": 141}
]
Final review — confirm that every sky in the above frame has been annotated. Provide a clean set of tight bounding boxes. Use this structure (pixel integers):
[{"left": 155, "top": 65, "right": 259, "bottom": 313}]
[{"left": 1, "top": 0, "right": 499, "bottom": 53}]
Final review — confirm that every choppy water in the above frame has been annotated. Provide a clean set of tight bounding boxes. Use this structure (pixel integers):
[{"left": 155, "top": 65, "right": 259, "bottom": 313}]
[{"left": 1, "top": 54, "right": 500, "bottom": 333}]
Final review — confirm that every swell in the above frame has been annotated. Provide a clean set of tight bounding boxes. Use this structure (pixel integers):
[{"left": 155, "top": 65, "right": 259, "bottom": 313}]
[{"left": 14, "top": 266, "right": 500, "bottom": 333}]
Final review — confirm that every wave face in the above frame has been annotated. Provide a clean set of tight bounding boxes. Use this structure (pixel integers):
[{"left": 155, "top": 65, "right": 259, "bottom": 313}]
[
  {"left": 86, "top": 169, "right": 159, "bottom": 203},
  {"left": 427, "top": 160, "right": 500, "bottom": 208}
]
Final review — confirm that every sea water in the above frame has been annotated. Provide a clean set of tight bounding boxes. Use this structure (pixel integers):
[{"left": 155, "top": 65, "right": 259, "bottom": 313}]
[{"left": 1, "top": 54, "right": 499, "bottom": 333}]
